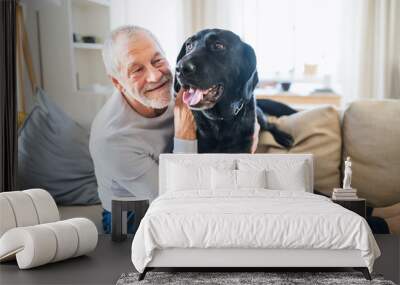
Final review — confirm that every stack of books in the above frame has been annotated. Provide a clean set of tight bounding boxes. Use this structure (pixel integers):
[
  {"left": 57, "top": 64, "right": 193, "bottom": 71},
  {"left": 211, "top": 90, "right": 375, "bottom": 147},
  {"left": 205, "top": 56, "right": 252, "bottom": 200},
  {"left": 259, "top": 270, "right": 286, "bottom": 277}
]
[{"left": 332, "top": 188, "right": 358, "bottom": 200}]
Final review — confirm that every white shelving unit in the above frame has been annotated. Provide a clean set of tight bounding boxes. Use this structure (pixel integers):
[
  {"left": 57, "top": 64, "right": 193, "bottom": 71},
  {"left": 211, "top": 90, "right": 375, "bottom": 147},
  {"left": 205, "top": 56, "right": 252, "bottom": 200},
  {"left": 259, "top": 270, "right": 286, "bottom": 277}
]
[
  {"left": 69, "top": 0, "right": 112, "bottom": 95},
  {"left": 73, "top": 42, "right": 104, "bottom": 50}
]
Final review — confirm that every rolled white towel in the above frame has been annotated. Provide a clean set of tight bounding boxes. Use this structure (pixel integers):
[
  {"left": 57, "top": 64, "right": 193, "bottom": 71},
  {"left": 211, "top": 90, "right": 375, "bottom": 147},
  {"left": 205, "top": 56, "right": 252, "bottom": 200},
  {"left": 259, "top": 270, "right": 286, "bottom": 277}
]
[
  {"left": 0, "top": 191, "right": 39, "bottom": 227},
  {"left": 0, "top": 225, "right": 57, "bottom": 267},
  {"left": 63, "top": 218, "right": 98, "bottom": 257},
  {"left": 0, "top": 196, "right": 17, "bottom": 237},
  {"left": 23, "top": 189, "right": 59, "bottom": 224},
  {"left": 41, "top": 221, "right": 79, "bottom": 262},
  {"left": 0, "top": 189, "right": 59, "bottom": 238},
  {"left": 0, "top": 218, "right": 98, "bottom": 269}
]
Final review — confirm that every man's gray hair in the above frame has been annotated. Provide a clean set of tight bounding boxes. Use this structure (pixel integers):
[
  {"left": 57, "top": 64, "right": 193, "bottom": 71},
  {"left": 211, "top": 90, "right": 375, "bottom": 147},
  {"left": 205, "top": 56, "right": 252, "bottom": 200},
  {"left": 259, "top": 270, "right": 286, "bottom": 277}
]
[{"left": 102, "top": 25, "right": 163, "bottom": 78}]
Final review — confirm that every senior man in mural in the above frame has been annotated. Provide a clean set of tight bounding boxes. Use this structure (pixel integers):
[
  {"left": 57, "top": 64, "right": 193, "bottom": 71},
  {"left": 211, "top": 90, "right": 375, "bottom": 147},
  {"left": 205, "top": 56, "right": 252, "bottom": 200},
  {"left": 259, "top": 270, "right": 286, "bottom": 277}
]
[
  {"left": 89, "top": 25, "right": 195, "bottom": 233},
  {"left": 89, "top": 25, "right": 259, "bottom": 233}
]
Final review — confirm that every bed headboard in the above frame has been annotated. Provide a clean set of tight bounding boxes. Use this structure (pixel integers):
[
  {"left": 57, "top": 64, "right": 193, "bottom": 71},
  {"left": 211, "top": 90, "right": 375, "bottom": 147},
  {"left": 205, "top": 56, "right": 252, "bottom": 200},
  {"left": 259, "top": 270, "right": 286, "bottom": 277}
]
[{"left": 159, "top": 154, "right": 314, "bottom": 195}]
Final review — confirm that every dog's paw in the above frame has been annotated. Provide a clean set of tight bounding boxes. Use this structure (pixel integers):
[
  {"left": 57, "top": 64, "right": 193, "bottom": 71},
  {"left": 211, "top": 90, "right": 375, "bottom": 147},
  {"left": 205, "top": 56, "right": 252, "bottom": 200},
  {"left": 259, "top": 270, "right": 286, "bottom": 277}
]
[
  {"left": 275, "top": 132, "right": 294, "bottom": 149},
  {"left": 269, "top": 126, "right": 294, "bottom": 149}
]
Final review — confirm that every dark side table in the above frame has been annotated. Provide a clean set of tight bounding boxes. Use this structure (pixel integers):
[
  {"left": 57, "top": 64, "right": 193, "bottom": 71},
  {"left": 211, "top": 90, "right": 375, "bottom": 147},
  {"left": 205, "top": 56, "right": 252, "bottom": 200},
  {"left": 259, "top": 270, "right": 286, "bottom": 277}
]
[
  {"left": 332, "top": 198, "right": 366, "bottom": 218},
  {"left": 112, "top": 196, "right": 149, "bottom": 242}
]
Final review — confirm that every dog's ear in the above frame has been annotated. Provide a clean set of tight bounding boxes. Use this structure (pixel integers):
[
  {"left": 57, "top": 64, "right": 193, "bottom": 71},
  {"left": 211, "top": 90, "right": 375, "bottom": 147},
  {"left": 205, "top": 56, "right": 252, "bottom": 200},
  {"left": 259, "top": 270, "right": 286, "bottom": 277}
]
[
  {"left": 242, "top": 42, "right": 257, "bottom": 77},
  {"left": 242, "top": 43, "right": 258, "bottom": 99},
  {"left": 251, "top": 71, "right": 259, "bottom": 90},
  {"left": 173, "top": 39, "right": 188, "bottom": 94},
  {"left": 243, "top": 70, "right": 258, "bottom": 100}
]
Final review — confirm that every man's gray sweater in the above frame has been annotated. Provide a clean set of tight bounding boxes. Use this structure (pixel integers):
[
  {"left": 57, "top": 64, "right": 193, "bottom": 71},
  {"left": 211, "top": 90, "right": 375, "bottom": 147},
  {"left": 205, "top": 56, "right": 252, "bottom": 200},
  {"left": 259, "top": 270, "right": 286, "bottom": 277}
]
[{"left": 89, "top": 91, "right": 197, "bottom": 211}]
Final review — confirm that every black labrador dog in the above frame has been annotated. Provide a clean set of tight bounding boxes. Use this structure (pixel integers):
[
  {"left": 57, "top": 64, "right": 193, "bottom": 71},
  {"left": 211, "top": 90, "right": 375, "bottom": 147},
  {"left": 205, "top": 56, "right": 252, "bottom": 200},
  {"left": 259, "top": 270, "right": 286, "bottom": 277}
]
[{"left": 174, "top": 29, "right": 297, "bottom": 153}]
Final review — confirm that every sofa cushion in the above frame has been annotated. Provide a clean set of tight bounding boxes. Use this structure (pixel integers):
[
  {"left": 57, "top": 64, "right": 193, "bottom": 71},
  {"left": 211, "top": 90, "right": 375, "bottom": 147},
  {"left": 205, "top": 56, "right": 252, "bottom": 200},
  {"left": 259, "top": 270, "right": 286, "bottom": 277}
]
[
  {"left": 342, "top": 100, "right": 400, "bottom": 207},
  {"left": 256, "top": 106, "right": 341, "bottom": 196},
  {"left": 17, "top": 89, "right": 100, "bottom": 205}
]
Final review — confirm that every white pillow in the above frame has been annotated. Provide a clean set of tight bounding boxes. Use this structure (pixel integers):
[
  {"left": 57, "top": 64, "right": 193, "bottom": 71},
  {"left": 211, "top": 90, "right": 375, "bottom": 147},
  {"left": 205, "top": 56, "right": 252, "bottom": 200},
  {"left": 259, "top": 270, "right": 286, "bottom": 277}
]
[
  {"left": 237, "top": 159, "right": 308, "bottom": 191},
  {"left": 212, "top": 168, "right": 237, "bottom": 190},
  {"left": 211, "top": 169, "right": 268, "bottom": 190},
  {"left": 167, "top": 162, "right": 212, "bottom": 191},
  {"left": 266, "top": 164, "right": 307, "bottom": 191},
  {"left": 236, "top": 169, "right": 267, "bottom": 189}
]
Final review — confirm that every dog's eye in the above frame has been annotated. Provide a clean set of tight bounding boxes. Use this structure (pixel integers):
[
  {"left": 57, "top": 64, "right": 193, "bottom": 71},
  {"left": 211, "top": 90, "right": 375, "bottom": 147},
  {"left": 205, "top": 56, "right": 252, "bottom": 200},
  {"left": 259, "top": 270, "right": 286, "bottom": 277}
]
[
  {"left": 186, "top": 42, "right": 194, "bottom": 52},
  {"left": 213, "top": 42, "right": 225, "bottom": 50}
]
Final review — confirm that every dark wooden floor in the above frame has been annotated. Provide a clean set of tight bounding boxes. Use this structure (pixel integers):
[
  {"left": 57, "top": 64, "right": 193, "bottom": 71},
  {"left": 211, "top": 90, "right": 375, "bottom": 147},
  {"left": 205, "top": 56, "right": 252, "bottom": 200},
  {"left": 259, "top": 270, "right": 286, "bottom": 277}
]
[
  {"left": 0, "top": 235, "right": 398, "bottom": 284},
  {"left": 0, "top": 235, "right": 134, "bottom": 285}
]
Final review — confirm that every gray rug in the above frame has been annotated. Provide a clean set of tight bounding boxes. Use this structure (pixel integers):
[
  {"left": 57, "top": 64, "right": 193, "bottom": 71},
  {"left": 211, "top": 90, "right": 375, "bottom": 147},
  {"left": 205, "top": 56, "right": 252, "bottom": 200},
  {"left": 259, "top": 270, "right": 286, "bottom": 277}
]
[{"left": 116, "top": 271, "right": 396, "bottom": 285}]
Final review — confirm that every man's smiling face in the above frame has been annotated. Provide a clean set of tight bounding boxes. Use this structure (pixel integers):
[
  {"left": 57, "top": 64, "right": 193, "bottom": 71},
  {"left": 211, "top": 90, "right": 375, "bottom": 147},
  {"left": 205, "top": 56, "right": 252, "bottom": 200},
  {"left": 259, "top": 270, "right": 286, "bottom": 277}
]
[{"left": 114, "top": 31, "right": 173, "bottom": 109}]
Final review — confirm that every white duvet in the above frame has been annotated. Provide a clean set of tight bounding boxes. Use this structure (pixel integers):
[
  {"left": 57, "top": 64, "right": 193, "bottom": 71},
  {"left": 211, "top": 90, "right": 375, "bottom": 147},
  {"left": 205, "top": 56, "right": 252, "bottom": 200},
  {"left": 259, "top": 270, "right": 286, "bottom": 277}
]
[{"left": 131, "top": 189, "right": 380, "bottom": 273}]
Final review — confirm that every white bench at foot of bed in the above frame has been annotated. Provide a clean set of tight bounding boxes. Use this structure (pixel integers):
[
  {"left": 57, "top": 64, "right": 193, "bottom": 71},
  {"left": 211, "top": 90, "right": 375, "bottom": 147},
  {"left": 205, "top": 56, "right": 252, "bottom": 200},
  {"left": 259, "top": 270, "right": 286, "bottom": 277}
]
[
  {"left": 148, "top": 248, "right": 366, "bottom": 268},
  {"left": 142, "top": 248, "right": 371, "bottom": 280}
]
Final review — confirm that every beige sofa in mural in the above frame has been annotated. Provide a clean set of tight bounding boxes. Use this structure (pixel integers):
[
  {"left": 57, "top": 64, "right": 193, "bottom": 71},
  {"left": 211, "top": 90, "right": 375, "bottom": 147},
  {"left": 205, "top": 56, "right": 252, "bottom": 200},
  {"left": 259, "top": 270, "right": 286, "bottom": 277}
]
[{"left": 257, "top": 99, "right": 400, "bottom": 209}]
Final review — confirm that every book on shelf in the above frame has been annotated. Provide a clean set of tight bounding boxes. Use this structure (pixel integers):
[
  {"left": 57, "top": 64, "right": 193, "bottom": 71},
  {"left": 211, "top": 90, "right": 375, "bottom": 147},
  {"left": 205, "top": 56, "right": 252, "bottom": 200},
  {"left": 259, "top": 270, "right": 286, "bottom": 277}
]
[
  {"left": 332, "top": 194, "right": 359, "bottom": 200},
  {"left": 333, "top": 188, "right": 357, "bottom": 193},
  {"left": 333, "top": 193, "right": 358, "bottom": 197}
]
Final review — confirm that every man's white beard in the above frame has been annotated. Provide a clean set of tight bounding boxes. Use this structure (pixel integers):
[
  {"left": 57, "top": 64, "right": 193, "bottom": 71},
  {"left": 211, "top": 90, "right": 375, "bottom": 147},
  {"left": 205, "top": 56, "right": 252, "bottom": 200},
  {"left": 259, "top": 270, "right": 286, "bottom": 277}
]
[{"left": 121, "top": 79, "right": 172, "bottom": 109}]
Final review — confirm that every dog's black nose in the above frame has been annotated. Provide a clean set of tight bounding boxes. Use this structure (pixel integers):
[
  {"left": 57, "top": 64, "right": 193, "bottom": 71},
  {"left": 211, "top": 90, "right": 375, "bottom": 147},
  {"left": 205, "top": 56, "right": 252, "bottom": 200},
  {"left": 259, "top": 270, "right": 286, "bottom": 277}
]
[{"left": 176, "top": 61, "right": 196, "bottom": 76}]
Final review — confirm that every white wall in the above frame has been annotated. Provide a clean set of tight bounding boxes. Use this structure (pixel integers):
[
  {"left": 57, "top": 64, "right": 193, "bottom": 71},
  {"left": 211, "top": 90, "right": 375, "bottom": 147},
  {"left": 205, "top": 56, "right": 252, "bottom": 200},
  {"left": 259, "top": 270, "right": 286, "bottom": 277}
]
[{"left": 110, "top": 0, "right": 190, "bottom": 68}]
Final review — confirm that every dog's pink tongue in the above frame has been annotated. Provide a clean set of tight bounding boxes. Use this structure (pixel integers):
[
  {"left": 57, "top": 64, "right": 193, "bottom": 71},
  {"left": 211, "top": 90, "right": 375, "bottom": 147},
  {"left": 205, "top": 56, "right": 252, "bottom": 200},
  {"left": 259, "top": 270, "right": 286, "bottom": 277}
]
[{"left": 183, "top": 88, "right": 203, "bottom": 106}]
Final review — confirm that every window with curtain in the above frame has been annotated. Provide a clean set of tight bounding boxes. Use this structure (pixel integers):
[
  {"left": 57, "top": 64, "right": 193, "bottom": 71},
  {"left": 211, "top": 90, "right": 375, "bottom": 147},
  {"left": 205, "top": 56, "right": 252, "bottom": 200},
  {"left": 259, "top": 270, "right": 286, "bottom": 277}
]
[{"left": 225, "top": 0, "right": 345, "bottom": 95}]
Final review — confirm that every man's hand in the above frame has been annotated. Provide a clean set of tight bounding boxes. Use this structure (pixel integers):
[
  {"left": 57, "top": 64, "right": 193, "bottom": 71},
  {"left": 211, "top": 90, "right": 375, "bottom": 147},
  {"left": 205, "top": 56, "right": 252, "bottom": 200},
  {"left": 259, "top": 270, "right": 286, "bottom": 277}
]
[
  {"left": 251, "top": 120, "right": 260, "bottom": 154},
  {"left": 174, "top": 89, "right": 197, "bottom": 140}
]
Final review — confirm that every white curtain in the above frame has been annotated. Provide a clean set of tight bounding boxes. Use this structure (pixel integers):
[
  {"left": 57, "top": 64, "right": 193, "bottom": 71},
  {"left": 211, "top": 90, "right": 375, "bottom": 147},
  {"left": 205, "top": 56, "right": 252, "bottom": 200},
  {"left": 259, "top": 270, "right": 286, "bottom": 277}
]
[
  {"left": 340, "top": 0, "right": 400, "bottom": 103},
  {"left": 190, "top": 0, "right": 350, "bottom": 97},
  {"left": 357, "top": 0, "right": 400, "bottom": 100},
  {"left": 110, "top": 0, "right": 190, "bottom": 67}
]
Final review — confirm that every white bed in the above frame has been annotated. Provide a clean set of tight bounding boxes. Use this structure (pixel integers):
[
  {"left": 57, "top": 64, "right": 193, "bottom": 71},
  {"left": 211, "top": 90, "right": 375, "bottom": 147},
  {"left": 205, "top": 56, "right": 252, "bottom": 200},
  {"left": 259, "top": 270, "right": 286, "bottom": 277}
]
[{"left": 131, "top": 154, "right": 380, "bottom": 280}]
